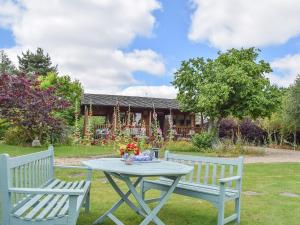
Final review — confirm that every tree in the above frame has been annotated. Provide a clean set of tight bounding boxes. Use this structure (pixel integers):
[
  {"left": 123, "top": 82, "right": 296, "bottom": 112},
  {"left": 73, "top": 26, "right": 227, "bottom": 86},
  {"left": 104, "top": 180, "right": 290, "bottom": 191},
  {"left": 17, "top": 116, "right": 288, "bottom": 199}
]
[
  {"left": 282, "top": 75, "right": 300, "bottom": 146},
  {"left": 0, "top": 50, "right": 16, "bottom": 74},
  {"left": 39, "top": 72, "right": 83, "bottom": 125},
  {"left": 0, "top": 73, "right": 69, "bottom": 143},
  {"left": 173, "top": 48, "right": 280, "bottom": 134},
  {"left": 18, "top": 48, "right": 57, "bottom": 76}
]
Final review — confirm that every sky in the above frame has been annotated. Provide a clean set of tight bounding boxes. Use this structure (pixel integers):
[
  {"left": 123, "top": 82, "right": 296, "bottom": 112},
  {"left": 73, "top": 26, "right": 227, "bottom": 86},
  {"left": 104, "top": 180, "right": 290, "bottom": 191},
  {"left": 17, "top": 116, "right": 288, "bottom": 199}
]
[{"left": 1, "top": 0, "right": 300, "bottom": 99}]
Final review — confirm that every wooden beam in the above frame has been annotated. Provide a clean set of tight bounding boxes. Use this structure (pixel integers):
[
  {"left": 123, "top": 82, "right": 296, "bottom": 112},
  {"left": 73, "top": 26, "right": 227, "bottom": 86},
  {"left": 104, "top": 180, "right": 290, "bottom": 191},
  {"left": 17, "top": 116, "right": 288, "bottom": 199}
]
[
  {"left": 149, "top": 111, "right": 152, "bottom": 136},
  {"left": 83, "top": 105, "right": 88, "bottom": 137}
]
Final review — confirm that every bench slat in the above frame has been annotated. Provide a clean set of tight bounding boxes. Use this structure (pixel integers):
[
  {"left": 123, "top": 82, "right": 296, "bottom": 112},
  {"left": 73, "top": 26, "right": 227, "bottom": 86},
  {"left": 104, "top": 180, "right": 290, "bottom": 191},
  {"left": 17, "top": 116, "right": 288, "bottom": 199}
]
[
  {"left": 36, "top": 182, "right": 73, "bottom": 220},
  {"left": 76, "top": 181, "right": 91, "bottom": 211},
  {"left": 221, "top": 165, "right": 225, "bottom": 179},
  {"left": 146, "top": 179, "right": 238, "bottom": 198},
  {"left": 9, "top": 150, "right": 52, "bottom": 168},
  {"left": 204, "top": 163, "right": 209, "bottom": 185},
  {"left": 229, "top": 165, "right": 234, "bottom": 187},
  {"left": 14, "top": 179, "right": 60, "bottom": 217},
  {"left": 24, "top": 181, "right": 67, "bottom": 220},
  {"left": 212, "top": 164, "right": 217, "bottom": 185},
  {"left": 47, "top": 181, "right": 79, "bottom": 219},
  {"left": 167, "top": 153, "right": 242, "bottom": 165},
  {"left": 196, "top": 162, "right": 202, "bottom": 184},
  {"left": 188, "top": 161, "right": 195, "bottom": 183},
  {"left": 58, "top": 181, "right": 85, "bottom": 216}
]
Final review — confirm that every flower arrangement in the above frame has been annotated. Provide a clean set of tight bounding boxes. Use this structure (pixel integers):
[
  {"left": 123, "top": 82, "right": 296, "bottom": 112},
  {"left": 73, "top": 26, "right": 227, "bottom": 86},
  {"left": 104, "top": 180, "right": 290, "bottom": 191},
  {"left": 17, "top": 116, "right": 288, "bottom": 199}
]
[{"left": 119, "top": 143, "right": 141, "bottom": 157}]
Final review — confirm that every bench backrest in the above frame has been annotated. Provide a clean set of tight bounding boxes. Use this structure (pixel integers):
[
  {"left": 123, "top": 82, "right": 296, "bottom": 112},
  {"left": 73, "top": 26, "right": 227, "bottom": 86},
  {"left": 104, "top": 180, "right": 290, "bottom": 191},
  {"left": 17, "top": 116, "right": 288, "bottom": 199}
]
[
  {"left": 0, "top": 146, "right": 54, "bottom": 223},
  {"left": 165, "top": 151, "right": 244, "bottom": 188}
]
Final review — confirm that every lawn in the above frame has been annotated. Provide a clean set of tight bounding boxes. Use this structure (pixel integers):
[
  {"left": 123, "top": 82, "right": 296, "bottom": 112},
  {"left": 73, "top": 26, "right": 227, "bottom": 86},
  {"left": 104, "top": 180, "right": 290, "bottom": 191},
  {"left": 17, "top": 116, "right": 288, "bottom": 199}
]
[
  {"left": 0, "top": 142, "right": 266, "bottom": 159},
  {"left": 54, "top": 163, "right": 300, "bottom": 225},
  {"left": 0, "top": 143, "right": 116, "bottom": 157}
]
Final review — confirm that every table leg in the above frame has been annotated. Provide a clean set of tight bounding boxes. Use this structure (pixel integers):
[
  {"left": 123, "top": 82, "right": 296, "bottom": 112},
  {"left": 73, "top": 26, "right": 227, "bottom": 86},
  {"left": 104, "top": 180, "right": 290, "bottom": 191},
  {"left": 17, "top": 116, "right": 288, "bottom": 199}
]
[
  {"left": 123, "top": 176, "right": 181, "bottom": 225},
  {"left": 94, "top": 173, "right": 181, "bottom": 225},
  {"left": 93, "top": 173, "right": 145, "bottom": 225}
]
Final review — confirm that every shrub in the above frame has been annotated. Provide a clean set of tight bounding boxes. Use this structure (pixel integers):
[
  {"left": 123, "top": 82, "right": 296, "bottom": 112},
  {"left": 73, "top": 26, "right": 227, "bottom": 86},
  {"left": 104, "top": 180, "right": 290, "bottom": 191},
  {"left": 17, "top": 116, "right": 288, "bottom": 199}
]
[
  {"left": 192, "top": 132, "right": 214, "bottom": 151},
  {"left": 240, "top": 118, "right": 267, "bottom": 145},
  {"left": 0, "top": 119, "right": 10, "bottom": 140},
  {"left": 219, "top": 118, "right": 238, "bottom": 141},
  {"left": 4, "top": 127, "right": 32, "bottom": 145}
]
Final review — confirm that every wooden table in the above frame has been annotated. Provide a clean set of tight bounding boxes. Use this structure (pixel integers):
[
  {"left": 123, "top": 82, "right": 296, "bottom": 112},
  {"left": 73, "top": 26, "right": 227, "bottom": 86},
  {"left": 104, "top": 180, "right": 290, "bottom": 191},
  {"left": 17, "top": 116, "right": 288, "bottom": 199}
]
[{"left": 83, "top": 158, "right": 193, "bottom": 225}]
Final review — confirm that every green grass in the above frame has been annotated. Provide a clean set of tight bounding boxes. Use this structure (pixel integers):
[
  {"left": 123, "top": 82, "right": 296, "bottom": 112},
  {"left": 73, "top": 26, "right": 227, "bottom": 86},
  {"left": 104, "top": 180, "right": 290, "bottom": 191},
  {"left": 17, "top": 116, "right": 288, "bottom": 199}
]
[
  {"left": 54, "top": 163, "right": 300, "bottom": 225},
  {"left": 0, "top": 141, "right": 266, "bottom": 159},
  {"left": 0, "top": 143, "right": 116, "bottom": 157}
]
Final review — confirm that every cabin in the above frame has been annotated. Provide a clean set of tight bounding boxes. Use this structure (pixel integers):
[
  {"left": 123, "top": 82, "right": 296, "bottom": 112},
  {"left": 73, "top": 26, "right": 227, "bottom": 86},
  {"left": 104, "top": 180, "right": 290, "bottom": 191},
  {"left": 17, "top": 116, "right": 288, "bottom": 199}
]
[{"left": 81, "top": 93, "right": 202, "bottom": 139}]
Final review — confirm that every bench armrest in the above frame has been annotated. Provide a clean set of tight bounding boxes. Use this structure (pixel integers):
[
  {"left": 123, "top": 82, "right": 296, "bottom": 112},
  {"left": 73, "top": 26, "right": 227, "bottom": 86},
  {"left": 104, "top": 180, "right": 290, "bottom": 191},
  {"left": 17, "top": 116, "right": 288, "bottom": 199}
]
[
  {"left": 54, "top": 165, "right": 90, "bottom": 170},
  {"left": 219, "top": 176, "right": 241, "bottom": 184},
  {"left": 9, "top": 187, "right": 84, "bottom": 195}
]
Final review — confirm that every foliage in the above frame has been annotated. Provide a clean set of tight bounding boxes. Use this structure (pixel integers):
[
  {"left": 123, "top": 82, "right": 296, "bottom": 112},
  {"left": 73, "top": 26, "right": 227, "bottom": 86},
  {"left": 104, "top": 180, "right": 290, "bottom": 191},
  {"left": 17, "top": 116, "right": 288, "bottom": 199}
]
[
  {"left": 0, "top": 73, "right": 69, "bottom": 144},
  {"left": 0, "top": 119, "right": 10, "bottom": 139},
  {"left": 162, "top": 141, "right": 198, "bottom": 152},
  {"left": 167, "top": 109, "right": 175, "bottom": 142},
  {"left": 192, "top": 132, "right": 214, "bottom": 151},
  {"left": 260, "top": 77, "right": 300, "bottom": 147},
  {"left": 73, "top": 100, "right": 81, "bottom": 145},
  {"left": 240, "top": 118, "right": 267, "bottom": 145},
  {"left": 219, "top": 118, "right": 238, "bottom": 141},
  {"left": 18, "top": 48, "right": 57, "bottom": 76},
  {"left": 4, "top": 127, "right": 31, "bottom": 145},
  {"left": 260, "top": 111, "right": 285, "bottom": 144},
  {"left": 39, "top": 72, "right": 83, "bottom": 125},
  {"left": 215, "top": 139, "right": 265, "bottom": 156},
  {"left": 0, "top": 50, "right": 17, "bottom": 74},
  {"left": 173, "top": 48, "right": 281, "bottom": 132},
  {"left": 282, "top": 75, "right": 300, "bottom": 146},
  {"left": 151, "top": 108, "right": 163, "bottom": 147}
]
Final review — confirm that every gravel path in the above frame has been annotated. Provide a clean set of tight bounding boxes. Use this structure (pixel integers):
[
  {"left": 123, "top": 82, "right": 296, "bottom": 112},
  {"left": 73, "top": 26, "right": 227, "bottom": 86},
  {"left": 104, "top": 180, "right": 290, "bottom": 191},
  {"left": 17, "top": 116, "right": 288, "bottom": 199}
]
[
  {"left": 55, "top": 148, "right": 300, "bottom": 166},
  {"left": 244, "top": 147, "right": 300, "bottom": 164}
]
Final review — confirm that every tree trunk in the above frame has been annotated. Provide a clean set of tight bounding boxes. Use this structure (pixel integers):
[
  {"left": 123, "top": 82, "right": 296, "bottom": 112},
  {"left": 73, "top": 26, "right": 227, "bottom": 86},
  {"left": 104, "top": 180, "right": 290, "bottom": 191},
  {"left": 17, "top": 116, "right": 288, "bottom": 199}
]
[
  {"left": 208, "top": 117, "right": 221, "bottom": 143},
  {"left": 294, "top": 130, "right": 297, "bottom": 150}
]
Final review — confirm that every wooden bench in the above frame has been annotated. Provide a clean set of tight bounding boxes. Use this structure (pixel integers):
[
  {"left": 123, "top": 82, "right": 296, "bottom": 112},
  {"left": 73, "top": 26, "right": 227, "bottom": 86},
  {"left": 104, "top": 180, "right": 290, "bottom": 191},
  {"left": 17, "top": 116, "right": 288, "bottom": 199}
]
[
  {"left": 141, "top": 151, "right": 244, "bottom": 225},
  {"left": 0, "top": 146, "right": 92, "bottom": 225}
]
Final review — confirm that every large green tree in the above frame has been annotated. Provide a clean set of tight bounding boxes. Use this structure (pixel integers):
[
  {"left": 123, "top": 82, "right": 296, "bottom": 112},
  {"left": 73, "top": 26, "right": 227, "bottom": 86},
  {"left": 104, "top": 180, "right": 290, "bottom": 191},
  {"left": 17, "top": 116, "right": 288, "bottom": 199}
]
[
  {"left": 40, "top": 72, "right": 83, "bottom": 126},
  {"left": 18, "top": 48, "right": 57, "bottom": 76},
  {"left": 173, "top": 48, "right": 280, "bottom": 132},
  {"left": 0, "top": 50, "right": 16, "bottom": 74}
]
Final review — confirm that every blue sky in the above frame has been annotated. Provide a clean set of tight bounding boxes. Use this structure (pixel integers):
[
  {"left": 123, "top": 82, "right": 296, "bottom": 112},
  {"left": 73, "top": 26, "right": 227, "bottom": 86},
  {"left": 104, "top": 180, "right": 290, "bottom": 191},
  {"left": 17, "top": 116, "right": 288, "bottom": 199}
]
[{"left": 1, "top": 0, "right": 300, "bottom": 98}]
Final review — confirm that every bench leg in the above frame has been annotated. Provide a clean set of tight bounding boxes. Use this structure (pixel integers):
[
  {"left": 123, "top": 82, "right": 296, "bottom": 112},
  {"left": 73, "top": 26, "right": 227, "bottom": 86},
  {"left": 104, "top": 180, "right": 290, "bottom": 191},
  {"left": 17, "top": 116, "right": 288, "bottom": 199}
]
[
  {"left": 217, "top": 201, "right": 225, "bottom": 225},
  {"left": 85, "top": 189, "right": 91, "bottom": 213},
  {"left": 235, "top": 197, "right": 241, "bottom": 223},
  {"left": 68, "top": 195, "right": 79, "bottom": 225}
]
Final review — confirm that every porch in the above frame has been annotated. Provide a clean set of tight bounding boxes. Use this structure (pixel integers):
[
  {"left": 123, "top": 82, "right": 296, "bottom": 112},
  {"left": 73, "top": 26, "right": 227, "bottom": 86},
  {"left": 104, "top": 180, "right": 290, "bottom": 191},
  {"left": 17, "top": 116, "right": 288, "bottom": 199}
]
[{"left": 81, "top": 94, "right": 202, "bottom": 139}]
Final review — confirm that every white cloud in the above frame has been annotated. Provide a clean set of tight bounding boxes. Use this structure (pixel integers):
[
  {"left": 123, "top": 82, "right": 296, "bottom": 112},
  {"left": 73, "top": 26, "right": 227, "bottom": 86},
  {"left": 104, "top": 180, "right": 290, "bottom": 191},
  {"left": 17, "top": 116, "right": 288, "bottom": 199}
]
[
  {"left": 0, "top": 0, "right": 165, "bottom": 93},
  {"left": 267, "top": 54, "right": 300, "bottom": 87},
  {"left": 118, "top": 85, "right": 177, "bottom": 99},
  {"left": 189, "top": 0, "right": 300, "bottom": 49}
]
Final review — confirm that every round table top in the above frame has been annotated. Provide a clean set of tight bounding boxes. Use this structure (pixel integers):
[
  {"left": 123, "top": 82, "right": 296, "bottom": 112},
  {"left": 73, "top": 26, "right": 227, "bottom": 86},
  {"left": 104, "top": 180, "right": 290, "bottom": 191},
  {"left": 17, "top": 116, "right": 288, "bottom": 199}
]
[{"left": 82, "top": 158, "right": 193, "bottom": 177}]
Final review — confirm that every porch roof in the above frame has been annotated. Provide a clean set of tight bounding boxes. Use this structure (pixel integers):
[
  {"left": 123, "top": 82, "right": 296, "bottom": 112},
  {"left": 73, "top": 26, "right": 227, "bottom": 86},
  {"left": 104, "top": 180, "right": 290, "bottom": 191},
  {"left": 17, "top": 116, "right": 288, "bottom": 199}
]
[{"left": 82, "top": 93, "right": 180, "bottom": 110}]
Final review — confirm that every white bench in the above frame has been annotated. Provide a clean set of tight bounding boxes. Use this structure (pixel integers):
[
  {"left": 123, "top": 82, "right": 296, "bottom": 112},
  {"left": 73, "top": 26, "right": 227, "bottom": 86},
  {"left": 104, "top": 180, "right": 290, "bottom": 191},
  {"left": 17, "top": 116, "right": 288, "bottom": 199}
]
[
  {"left": 0, "top": 146, "right": 91, "bottom": 225},
  {"left": 141, "top": 151, "right": 244, "bottom": 225}
]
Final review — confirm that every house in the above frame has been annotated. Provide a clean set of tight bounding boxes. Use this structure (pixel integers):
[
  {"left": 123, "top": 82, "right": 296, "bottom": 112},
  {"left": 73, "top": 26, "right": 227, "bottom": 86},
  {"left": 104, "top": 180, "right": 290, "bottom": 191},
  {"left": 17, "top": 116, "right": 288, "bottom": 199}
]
[{"left": 81, "top": 93, "right": 202, "bottom": 138}]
